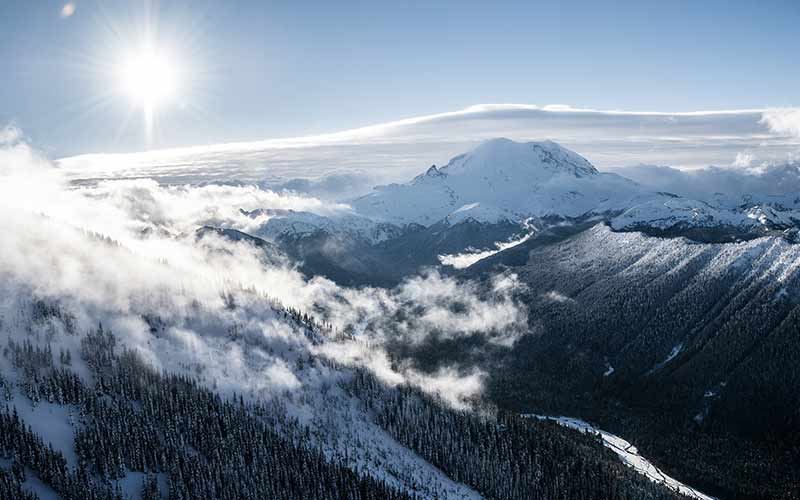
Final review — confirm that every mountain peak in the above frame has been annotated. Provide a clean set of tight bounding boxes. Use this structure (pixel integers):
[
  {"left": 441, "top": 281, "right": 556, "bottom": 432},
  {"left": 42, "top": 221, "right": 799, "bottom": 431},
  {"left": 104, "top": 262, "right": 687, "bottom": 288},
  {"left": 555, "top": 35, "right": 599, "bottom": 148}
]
[
  {"left": 442, "top": 138, "right": 598, "bottom": 179},
  {"left": 426, "top": 164, "right": 442, "bottom": 175},
  {"left": 411, "top": 164, "right": 446, "bottom": 185},
  {"left": 351, "top": 138, "right": 619, "bottom": 226}
]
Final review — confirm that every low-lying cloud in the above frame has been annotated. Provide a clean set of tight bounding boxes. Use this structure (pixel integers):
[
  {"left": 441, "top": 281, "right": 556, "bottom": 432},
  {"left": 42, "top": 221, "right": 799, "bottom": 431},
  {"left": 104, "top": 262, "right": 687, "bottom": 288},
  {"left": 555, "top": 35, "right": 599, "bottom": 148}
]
[
  {"left": 761, "top": 108, "right": 800, "bottom": 139},
  {"left": 609, "top": 161, "right": 800, "bottom": 202},
  {"left": 0, "top": 131, "right": 526, "bottom": 409}
]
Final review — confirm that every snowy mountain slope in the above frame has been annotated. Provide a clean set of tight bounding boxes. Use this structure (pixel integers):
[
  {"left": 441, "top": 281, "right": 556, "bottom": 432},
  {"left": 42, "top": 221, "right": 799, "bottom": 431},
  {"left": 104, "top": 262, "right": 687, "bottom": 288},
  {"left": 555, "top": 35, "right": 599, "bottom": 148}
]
[
  {"left": 443, "top": 202, "right": 517, "bottom": 226},
  {"left": 235, "top": 205, "right": 526, "bottom": 286},
  {"left": 610, "top": 195, "right": 800, "bottom": 235},
  {"left": 340, "top": 138, "right": 800, "bottom": 241},
  {"left": 0, "top": 291, "right": 483, "bottom": 499},
  {"left": 0, "top": 281, "right": 694, "bottom": 500},
  {"left": 351, "top": 138, "right": 647, "bottom": 225},
  {"left": 528, "top": 415, "right": 716, "bottom": 500},
  {"left": 456, "top": 223, "right": 800, "bottom": 499},
  {"left": 235, "top": 139, "right": 639, "bottom": 283},
  {"left": 243, "top": 208, "right": 407, "bottom": 245},
  {"left": 610, "top": 197, "right": 747, "bottom": 231}
]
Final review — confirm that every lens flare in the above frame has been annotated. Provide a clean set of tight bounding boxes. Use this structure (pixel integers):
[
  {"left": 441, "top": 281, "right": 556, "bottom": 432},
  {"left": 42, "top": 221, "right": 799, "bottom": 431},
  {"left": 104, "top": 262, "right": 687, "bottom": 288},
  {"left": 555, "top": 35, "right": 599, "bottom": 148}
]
[{"left": 60, "top": 3, "right": 76, "bottom": 18}]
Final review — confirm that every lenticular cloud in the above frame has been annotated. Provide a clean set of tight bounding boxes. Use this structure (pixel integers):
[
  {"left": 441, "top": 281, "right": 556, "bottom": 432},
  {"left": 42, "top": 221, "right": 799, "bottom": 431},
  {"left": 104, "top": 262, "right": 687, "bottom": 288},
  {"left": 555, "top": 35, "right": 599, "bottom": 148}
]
[{"left": 56, "top": 104, "right": 800, "bottom": 194}]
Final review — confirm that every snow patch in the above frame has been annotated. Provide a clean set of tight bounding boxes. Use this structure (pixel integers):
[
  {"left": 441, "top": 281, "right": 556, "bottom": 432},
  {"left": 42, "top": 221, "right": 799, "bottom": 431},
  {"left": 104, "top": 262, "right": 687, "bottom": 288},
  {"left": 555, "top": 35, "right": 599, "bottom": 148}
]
[
  {"left": 526, "top": 415, "right": 717, "bottom": 500},
  {"left": 10, "top": 392, "right": 79, "bottom": 469},
  {"left": 647, "top": 343, "right": 683, "bottom": 375},
  {"left": 439, "top": 230, "right": 534, "bottom": 269}
]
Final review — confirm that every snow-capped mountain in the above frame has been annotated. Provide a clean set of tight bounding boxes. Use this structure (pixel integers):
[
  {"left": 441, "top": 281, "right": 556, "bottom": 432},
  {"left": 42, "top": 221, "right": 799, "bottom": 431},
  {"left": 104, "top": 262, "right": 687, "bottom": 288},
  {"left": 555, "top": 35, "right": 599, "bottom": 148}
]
[
  {"left": 241, "top": 138, "right": 800, "bottom": 287},
  {"left": 351, "top": 138, "right": 645, "bottom": 225},
  {"left": 348, "top": 138, "right": 800, "bottom": 237},
  {"left": 609, "top": 195, "right": 800, "bottom": 236},
  {"left": 250, "top": 139, "right": 800, "bottom": 247},
  {"left": 247, "top": 138, "right": 641, "bottom": 263}
]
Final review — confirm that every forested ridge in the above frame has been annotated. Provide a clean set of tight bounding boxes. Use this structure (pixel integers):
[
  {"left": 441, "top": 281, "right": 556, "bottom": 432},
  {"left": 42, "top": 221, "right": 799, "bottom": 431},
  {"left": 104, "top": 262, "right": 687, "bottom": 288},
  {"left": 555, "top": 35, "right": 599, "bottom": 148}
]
[
  {"left": 446, "top": 224, "right": 800, "bottom": 500},
  {"left": 352, "top": 370, "right": 689, "bottom": 500},
  {"left": 2, "top": 323, "right": 410, "bottom": 500},
  {"left": 0, "top": 298, "right": 693, "bottom": 499}
]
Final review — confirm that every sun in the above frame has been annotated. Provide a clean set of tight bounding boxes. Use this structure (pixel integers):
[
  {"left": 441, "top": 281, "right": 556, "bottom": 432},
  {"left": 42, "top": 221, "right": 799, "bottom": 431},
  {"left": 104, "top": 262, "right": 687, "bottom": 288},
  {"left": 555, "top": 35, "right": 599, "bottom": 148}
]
[
  {"left": 116, "top": 47, "right": 181, "bottom": 146},
  {"left": 118, "top": 48, "right": 179, "bottom": 109},
  {"left": 71, "top": 3, "right": 206, "bottom": 149}
]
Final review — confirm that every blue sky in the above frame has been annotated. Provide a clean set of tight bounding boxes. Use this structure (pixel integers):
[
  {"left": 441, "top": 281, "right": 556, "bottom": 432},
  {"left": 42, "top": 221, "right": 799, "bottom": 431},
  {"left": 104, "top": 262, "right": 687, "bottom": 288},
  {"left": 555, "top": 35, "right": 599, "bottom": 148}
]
[{"left": 1, "top": 0, "right": 798, "bottom": 156}]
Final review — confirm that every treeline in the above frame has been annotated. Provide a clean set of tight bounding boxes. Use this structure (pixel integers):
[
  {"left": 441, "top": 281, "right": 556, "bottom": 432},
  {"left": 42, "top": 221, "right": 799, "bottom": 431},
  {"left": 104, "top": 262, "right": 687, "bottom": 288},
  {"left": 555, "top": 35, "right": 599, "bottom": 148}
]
[
  {"left": 2, "top": 298, "right": 698, "bottom": 500},
  {"left": 8, "top": 339, "right": 85, "bottom": 405},
  {"left": 350, "top": 370, "right": 689, "bottom": 500},
  {"left": 455, "top": 227, "right": 800, "bottom": 500},
  {"left": 0, "top": 406, "right": 121, "bottom": 500},
  {"left": 1, "top": 321, "right": 412, "bottom": 500},
  {"left": 0, "top": 467, "right": 38, "bottom": 500}
]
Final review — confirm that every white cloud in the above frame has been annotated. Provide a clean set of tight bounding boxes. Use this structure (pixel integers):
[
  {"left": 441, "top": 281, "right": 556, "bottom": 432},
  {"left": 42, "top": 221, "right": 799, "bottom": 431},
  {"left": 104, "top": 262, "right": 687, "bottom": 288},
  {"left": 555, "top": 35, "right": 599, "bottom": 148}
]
[
  {"left": 542, "top": 291, "right": 575, "bottom": 304},
  {"left": 761, "top": 107, "right": 800, "bottom": 139},
  {"left": 438, "top": 249, "right": 498, "bottom": 270},
  {"left": 405, "top": 367, "right": 485, "bottom": 410},
  {"left": 0, "top": 133, "right": 525, "bottom": 409},
  {"left": 609, "top": 161, "right": 800, "bottom": 202},
  {"left": 733, "top": 151, "right": 754, "bottom": 168},
  {"left": 12, "top": 102, "right": 798, "bottom": 409}
]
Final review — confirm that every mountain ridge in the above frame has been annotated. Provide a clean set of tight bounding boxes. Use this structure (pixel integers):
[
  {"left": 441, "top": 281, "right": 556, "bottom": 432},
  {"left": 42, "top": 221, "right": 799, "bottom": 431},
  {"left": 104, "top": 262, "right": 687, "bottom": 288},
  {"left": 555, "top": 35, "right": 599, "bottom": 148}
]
[{"left": 246, "top": 139, "right": 800, "bottom": 286}]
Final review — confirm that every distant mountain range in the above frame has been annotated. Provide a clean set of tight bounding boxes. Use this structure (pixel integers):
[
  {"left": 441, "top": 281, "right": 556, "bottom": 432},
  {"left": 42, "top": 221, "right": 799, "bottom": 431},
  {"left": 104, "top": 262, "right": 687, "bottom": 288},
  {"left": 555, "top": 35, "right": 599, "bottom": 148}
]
[{"left": 244, "top": 138, "right": 800, "bottom": 285}]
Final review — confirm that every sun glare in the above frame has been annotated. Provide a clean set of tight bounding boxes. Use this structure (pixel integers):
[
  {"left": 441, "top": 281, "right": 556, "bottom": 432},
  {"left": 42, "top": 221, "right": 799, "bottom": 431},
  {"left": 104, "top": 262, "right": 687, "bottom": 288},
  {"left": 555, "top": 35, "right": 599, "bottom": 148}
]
[
  {"left": 118, "top": 49, "right": 179, "bottom": 109},
  {"left": 116, "top": 47, "right": 181, "bottom": 146}
]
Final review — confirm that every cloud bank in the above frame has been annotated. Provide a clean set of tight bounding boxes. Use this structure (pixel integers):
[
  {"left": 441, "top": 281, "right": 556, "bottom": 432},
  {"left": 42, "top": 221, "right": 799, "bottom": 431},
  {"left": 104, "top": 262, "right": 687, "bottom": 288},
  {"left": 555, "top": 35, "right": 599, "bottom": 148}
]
[
  {"left": 57, "top": 104, "right": 800, "bottom": 201},
  {"left": 0, "top": 132, "right": 526, "bottom": 410},
  {"left": 609, "top": 161, "right": 800, "bottom": 202}
]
